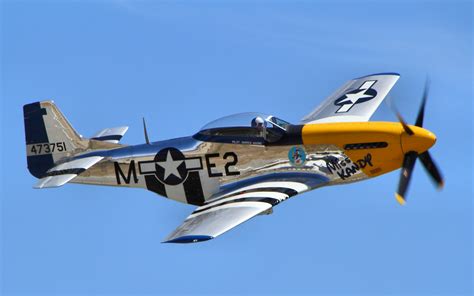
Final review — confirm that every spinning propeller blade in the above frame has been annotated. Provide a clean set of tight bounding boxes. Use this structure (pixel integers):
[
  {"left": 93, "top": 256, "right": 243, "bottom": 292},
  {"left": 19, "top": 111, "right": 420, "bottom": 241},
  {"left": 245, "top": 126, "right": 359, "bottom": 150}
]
[
  {"left": 418, "top": 151, "right": 444, "bottom": 189},
  {"left": 396, "top": 112, "right": 415, "bottom": 135},
  {"left": 395, "top": 151, "right": 417, "bottom": 205},
  {"left": 388, "top": 94, "right": 414, "bottom": 135},
  {"left": 393, "top": 80, "right": 444, "bottom": 205},
  {"left": 415, "top": 79, "right": 429, "bottom": 127}
]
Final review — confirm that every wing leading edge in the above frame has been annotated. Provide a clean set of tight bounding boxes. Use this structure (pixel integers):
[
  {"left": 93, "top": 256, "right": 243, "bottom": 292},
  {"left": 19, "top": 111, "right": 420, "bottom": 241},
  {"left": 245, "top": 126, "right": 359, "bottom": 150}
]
[
  {"left": 163, "top": 181, "right": 311, "bottom": 243},
  {"left": 301, "top": 73, "right": 400, "bottom": 123}
]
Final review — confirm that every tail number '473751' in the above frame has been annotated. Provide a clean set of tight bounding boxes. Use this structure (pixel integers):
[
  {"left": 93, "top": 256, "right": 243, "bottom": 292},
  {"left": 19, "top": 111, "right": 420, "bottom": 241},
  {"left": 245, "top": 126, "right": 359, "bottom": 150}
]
[{"left": 28, "top": 142, "right": 67, "bottom": 155}]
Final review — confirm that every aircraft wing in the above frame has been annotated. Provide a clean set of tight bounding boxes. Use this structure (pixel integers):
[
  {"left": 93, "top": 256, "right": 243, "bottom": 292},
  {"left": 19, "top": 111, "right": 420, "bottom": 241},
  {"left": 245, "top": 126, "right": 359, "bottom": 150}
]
[
  {"left": 34, "top": 156, "right": 104, "bottom": 188},
  {"left": 163, "top": 180, "right": 310, "bottom": 243},
  {"left": 301, "top": 73, "right": 400, "bottom": 123}
]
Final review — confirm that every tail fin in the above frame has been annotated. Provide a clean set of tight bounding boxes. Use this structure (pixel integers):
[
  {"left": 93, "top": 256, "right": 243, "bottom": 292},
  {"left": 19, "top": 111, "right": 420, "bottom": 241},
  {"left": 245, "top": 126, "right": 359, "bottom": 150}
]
[{"left": 23, "top": 101, "right": 88, "bottom": 178}]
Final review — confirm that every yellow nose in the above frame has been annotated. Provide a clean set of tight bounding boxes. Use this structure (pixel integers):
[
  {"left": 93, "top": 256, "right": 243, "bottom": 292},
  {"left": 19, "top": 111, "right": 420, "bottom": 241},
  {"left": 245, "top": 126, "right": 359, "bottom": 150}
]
[{"left": 401, "top": 126, "right": 437, "bottom": 154}]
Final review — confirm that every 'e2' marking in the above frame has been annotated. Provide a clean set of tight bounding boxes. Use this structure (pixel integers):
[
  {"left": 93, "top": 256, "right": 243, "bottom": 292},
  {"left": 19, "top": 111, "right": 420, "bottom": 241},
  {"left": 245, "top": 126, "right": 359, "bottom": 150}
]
[
  {"left": 205, "top": 152, "right": 240, "bottom": 178},
  {"left": 113, "top": 151, "right": 241, "bottom": 185}
]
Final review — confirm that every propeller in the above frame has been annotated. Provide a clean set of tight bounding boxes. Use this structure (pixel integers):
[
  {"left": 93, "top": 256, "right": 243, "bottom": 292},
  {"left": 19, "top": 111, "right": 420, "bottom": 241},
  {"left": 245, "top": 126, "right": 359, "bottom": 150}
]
[{"left": 393, "top": 80, "right": 444, "bottom": 205}]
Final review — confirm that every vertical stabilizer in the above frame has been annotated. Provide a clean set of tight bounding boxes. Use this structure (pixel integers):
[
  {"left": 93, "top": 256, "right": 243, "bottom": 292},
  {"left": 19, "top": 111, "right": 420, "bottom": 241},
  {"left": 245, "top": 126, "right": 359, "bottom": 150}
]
[{"left": 23, "top": 101, "right": 88, "bottom": 178}]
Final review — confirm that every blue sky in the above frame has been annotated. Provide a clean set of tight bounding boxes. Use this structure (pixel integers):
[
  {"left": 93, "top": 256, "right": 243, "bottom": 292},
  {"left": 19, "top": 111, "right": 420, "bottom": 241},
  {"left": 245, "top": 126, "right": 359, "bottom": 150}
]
[{"left": 1, "top": 1, "right": 472, "bottom": 295}]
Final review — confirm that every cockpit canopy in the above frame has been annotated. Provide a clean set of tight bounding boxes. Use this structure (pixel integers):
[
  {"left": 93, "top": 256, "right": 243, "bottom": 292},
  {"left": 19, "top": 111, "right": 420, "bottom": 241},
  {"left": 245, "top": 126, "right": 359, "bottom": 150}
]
[{"left": 194, "top": 112, "right": 291, "bottom": 145}]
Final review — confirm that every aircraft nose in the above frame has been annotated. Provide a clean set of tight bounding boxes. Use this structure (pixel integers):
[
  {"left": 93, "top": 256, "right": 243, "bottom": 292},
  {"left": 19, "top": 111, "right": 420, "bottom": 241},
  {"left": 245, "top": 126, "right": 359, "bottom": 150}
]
[{"left": 401, "top": 126, "right": 437, "bottom": 154}]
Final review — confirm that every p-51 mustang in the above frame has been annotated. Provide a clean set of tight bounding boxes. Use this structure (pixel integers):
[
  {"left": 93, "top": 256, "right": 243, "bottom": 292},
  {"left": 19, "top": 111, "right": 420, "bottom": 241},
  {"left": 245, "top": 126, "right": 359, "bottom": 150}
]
[{"left": 24, "top": 73, "right": 443, "bottom": 243}]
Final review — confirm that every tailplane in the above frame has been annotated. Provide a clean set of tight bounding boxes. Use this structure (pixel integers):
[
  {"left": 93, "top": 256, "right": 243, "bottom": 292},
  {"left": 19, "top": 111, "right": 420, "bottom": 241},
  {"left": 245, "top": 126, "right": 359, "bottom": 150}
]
[{"left": 24, "top": 100, "right": 129, "bottom": 188}]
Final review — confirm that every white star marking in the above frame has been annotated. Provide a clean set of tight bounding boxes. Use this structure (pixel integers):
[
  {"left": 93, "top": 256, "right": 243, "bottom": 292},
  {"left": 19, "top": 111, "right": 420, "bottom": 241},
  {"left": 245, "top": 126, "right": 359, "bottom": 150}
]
[
  {"left": 158, "top": 150, "right": 183, "bottom": 180},
  {"left": 336, "top": 88, "right": 374, "bottom": 113},
  {"left": 337, "top": 88, "right": 373, "bottom": 104},
  {"left": 335, "top": 80, "right": 377, "bottom": 113}
]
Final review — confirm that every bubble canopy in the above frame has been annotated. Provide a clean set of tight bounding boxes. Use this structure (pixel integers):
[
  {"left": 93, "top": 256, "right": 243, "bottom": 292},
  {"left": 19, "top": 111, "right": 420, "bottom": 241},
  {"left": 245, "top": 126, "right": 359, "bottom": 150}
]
[{"left": 194, "top": 112, "right": 291, "bottom": 144}]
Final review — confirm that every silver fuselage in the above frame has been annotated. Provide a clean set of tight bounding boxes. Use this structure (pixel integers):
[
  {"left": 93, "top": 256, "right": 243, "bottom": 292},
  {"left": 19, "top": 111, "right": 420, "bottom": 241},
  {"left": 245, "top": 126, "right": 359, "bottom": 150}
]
[{"left": 72, "top": 135, "right": 368, "bottom": 205}]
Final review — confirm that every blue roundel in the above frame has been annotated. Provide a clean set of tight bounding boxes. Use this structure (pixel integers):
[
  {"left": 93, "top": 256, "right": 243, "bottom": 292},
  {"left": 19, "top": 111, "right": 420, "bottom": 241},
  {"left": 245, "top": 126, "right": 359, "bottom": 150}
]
[{"left": 288, "top": 146, "right": 306, "bottom": 166}]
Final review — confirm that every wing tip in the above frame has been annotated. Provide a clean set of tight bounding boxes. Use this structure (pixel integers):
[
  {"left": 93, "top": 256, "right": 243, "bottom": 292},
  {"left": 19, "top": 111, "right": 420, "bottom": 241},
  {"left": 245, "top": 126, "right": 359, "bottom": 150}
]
[{"left": 162, "top": 235, "right": 214, "bottom": 244}]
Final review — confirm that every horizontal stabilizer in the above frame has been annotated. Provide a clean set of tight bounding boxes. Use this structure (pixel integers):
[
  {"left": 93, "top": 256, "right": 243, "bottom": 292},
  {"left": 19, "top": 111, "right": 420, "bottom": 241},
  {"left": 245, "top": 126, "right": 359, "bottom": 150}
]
[
  {"left": 34, "top": 156, "right": 104, "bottom": 188},
  {"left": 91, "top": 126, "right": 128, "bottom": 143},
  {"left": 35, "top": 174, "right": 78, "bottom": 188}
]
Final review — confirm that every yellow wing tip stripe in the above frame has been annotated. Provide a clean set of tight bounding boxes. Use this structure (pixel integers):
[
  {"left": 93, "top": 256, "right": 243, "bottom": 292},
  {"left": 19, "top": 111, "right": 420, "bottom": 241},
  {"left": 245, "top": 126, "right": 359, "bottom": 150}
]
[{"left": 395, "top": 193, "right": 406, "bottom": 205}]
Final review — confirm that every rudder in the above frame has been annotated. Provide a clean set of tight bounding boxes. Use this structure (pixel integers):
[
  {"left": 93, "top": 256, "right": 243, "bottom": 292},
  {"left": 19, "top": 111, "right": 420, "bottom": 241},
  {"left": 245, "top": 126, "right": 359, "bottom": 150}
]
[{"left": 23, "top": 101, "right": 87, "bottom": 178}]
